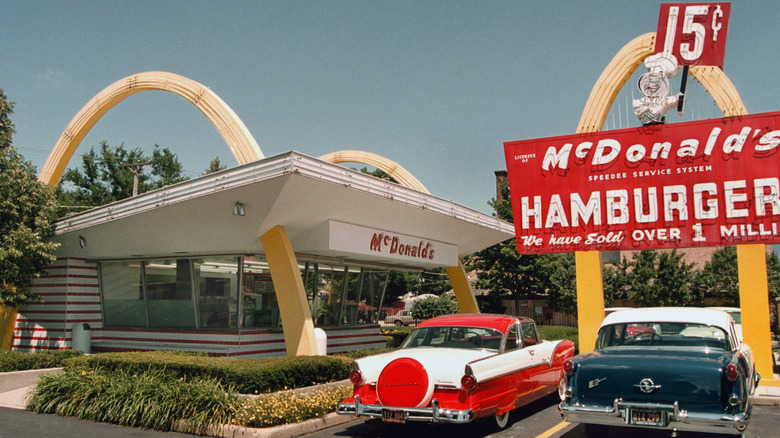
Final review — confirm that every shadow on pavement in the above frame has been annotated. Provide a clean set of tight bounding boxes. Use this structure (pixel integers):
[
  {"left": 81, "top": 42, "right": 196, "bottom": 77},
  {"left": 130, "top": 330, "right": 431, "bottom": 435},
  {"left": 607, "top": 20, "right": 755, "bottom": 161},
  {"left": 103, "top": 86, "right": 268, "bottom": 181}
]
[{"left": 332, "top": 393, "right": 561, "bottom": 438}]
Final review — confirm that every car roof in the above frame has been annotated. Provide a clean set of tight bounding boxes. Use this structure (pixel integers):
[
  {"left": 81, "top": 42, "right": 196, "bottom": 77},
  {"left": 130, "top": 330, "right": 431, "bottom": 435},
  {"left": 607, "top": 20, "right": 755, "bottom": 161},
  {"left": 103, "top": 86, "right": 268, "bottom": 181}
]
[
  {"left": 416, "top": 313, "right": 528, "bottom": 333},
  {"left": 601, "top": 307, "right": 734, "bottom": 331},
  {"left": 708, "top": 306, "right": 741, "bottom": 314}
]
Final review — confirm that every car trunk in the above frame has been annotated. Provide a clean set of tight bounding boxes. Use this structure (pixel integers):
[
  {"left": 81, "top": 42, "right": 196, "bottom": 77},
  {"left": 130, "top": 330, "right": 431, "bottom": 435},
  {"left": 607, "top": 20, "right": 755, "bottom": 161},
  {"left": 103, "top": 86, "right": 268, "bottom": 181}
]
[{"left": 574, "top": 349, "right": 728, "bottom": 409}]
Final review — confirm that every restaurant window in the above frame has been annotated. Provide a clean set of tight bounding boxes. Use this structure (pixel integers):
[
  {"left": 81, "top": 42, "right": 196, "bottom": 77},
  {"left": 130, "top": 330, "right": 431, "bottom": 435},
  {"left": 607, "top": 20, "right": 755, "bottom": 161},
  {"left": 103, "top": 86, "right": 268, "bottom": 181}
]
[
  {"left": 100, "top": 261, "right": 147, "bottom": 327},
  {"left": 241, "top": 256, "right": 280, "bottom": 328},
  {"left": 312, "top": 264, "right": 346, "bottom": 326},
  {"left": 144, "top": 259, "right": 197, "bottom": 328},
  {"left": 304, "top": 261, "right": 389, "bottom": 327},
  {"left": 196, "top": 257, "right": 240, "bottom": 328},
  {"left": 100, "top": 256, "right": 241, "bottom": 330},
  {"left": 356, "top": 269, "right": 389, "bottom": 324},
  {"left": 339, "top": 268, "right": 363, "bottom": 325}
]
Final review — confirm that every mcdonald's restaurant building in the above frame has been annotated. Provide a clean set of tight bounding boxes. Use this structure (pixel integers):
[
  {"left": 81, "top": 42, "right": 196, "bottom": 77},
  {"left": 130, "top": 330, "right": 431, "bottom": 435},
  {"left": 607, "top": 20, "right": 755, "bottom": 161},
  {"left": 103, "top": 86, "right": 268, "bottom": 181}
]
[{"left": 12, "top": 151, "right": 514, "bottom": 357}]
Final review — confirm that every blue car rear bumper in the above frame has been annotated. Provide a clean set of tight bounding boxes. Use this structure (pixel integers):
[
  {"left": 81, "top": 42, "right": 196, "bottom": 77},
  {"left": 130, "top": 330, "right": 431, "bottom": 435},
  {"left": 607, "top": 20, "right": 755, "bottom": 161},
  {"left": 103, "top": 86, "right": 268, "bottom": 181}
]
[{"left": 559, "top": 398, "right": 751, "bottom": 435}]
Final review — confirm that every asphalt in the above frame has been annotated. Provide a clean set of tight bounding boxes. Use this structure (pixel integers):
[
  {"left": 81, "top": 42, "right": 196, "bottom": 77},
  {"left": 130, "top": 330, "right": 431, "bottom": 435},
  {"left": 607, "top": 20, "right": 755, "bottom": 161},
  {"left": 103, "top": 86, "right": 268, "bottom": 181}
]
[{"left": 1, "top": 368, "right": 779, "bottom": 438}]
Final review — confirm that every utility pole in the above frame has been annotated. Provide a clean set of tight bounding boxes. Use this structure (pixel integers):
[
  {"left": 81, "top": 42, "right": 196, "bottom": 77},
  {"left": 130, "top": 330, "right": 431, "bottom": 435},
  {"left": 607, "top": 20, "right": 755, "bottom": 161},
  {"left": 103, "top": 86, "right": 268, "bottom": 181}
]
[{"left": 119, "top": 160, "right": 151, "bottom": 197}]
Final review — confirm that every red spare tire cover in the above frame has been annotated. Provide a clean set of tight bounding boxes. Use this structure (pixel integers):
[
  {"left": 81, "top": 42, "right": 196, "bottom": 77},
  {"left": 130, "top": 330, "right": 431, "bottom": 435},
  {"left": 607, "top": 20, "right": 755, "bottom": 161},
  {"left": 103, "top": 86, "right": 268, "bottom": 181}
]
[{"left": 376, "top": 357, "right": 434, "bottom": 408}]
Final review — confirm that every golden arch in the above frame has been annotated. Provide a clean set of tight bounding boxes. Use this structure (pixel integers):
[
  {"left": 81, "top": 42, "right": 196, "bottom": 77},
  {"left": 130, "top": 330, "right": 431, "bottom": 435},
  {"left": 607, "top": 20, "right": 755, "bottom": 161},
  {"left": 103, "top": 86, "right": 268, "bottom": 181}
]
[
  {"left": 319, "top": 150, "right": 429, "bottom": 193},
  {"left": 577, "top": 32, "right": 746, "bottom": 134},
  {"left": 38, "top": 71, "right": 263, "bottom": 186},
  {"left": 575, "top": 33, "right": 775, "bottom": 386}
]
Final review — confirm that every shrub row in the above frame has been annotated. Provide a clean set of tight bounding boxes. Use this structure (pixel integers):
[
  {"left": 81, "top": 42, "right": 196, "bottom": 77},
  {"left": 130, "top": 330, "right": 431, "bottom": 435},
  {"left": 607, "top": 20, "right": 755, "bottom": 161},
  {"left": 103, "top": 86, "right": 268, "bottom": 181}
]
[
  {"left": 26, "top": 368, "right": 238, "bottom": 434},
  {"left": 0, "top": 349, "right": 82, "bottom": 372},
  {"left": 64, "top": 351, "right": 352, "bottom": 394}
]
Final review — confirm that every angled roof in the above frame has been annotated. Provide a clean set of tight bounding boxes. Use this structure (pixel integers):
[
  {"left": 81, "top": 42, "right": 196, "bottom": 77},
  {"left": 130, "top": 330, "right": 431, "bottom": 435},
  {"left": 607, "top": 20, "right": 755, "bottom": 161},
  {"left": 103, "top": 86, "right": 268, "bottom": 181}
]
[{"left": 53, "top": 151, "right": 514, "bottom": 268}]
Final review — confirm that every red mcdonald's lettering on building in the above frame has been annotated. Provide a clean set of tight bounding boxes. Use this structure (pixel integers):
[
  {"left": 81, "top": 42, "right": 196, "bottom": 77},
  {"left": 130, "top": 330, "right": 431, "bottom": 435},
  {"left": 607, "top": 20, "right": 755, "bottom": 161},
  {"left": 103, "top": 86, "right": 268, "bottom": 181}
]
[{"left": 370, "top": 233, "right": 435, "bottom": 260}]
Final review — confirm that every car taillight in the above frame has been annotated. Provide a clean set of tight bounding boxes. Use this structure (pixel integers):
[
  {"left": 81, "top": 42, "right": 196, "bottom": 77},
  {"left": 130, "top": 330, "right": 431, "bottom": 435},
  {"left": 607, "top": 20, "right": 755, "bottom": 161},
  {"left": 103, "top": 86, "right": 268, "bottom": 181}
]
[
  {"left": 350, "top": 370, "right": 363, "bottom": 385},
  {"left": 563, "top": 359, "right": 574, "bottom": 376},
  {"left": 726, "top": 364, "right": 738, "bottom": 381},
  {"left": 461, "top": 374, "right": 477, "bottom": 390}
]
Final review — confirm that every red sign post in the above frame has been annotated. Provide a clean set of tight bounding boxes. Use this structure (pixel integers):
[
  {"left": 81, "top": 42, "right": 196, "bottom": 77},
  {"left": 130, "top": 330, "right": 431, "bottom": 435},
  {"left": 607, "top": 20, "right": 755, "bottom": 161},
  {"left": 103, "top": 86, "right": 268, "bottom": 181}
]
[
  {"left": 654, "top": 3, "right": 730, "bottom": 67},
  {"left": 504, "top": 112, "right": 780, "bottom": 254}
]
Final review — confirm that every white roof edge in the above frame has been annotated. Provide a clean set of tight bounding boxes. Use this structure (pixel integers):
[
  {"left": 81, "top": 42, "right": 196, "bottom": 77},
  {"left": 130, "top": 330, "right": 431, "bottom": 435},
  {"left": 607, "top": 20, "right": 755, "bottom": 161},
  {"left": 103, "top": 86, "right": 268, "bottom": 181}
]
[
  {"left": 601, "top": 307, "right": 733, "bottom": 331},
  {"left": 54, "top": 150, "right": 515, "bottom": 236}
]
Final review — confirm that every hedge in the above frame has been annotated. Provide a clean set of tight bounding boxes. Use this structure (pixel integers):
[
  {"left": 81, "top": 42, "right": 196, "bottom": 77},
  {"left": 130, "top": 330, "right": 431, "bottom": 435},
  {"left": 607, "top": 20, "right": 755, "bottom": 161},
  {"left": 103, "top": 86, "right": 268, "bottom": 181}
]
[
  {"left": 64, "top": 351, "right": 352, "bottom": 394},
  {"left": 0, "top": 350, "right": 83, "bottom": 372}
]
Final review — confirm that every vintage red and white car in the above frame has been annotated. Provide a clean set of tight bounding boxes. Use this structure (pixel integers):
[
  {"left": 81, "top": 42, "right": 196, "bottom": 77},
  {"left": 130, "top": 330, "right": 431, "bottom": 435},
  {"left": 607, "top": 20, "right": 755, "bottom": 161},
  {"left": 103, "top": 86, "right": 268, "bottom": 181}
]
[{"left": 337, "top": 314, "right": 575, "bottom": 428}]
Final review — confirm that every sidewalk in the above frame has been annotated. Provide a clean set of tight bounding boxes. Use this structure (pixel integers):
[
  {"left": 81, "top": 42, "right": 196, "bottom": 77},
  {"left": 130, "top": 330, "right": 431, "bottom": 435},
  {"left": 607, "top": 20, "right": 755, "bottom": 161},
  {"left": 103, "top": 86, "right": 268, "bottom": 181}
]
[{"left": 0, "top": 368, "right": 355, "bottom": 438}]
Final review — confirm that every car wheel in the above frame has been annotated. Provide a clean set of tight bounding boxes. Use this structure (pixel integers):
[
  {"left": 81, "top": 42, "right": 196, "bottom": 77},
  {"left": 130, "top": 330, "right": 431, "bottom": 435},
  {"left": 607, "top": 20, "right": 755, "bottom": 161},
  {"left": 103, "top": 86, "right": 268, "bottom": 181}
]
[
  {"left": 494, "top": 411, "right": 509, "bottom": 429},
  {"left": 394, "top": 320, "right": 403, "bottom": 326}
]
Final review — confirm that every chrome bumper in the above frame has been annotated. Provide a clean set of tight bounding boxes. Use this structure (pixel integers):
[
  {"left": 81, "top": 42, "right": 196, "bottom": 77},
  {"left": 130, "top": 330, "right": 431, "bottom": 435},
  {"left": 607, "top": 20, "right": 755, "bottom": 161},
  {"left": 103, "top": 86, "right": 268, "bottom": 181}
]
[
  {"left": 337, "top": 395, "right": 474, "bottom": 424},
  {"left": 559, "top": 398, "right": 751, "bottom": 435}
]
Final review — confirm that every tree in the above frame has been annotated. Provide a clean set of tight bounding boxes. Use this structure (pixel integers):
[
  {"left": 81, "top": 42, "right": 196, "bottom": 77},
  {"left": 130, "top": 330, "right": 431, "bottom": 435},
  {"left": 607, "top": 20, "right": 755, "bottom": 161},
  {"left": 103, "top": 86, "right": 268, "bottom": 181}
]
[
  {"left": 57, "top": 141, "right": 188, "bottom": 215},
  {"left": 468, "top": 179, "right": 573, "bottom": 314},
  {"left": 698, "top": 245, "right": 780, "bottom": 305},
  {"left": 607, "top": 250, "right": 701, "bottom": 307},
  {"left": 411, "top": 295, "right": 458, "bottom": 320},
  {"left": 0, "top": 88, "right": 59, "bottom": 307},
  {"left": 204, "top": 157, "right": 227, "bottom": 174},
  {"left": 698, "top": 246, "right": 740, "bottom": 306}
]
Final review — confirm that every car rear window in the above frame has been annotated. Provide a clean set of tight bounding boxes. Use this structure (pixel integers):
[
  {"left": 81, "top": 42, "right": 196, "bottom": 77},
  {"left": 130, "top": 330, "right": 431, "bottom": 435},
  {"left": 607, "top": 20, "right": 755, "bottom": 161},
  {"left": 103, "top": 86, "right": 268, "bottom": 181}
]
[
  {"left": 400, "top": 326, "right": 503, "bottom": 351},
  {"left": 597, "top": 322, "right": 730, "bottom": 351}
]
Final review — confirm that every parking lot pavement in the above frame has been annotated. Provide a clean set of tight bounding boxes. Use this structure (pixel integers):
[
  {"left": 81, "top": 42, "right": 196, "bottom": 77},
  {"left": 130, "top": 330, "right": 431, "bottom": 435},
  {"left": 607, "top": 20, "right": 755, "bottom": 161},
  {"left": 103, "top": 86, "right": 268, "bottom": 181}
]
[
  {"left": 0, "top": 407, "right": 197, "bottom": 438},
  {"left": 305, "top": 397, "right": 780, "bottom": 438}
]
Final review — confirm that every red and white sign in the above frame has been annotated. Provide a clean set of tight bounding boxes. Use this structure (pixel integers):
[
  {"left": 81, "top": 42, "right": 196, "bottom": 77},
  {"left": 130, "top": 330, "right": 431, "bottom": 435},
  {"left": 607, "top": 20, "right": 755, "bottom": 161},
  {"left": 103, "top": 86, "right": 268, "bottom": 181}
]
[
  {"left": 654, "top": 3, "right": 730, "bottom": 67},
  {"left": 327, "top": 221, "right": 459, "bottom": 266},
  {"left": 504, "top": 111, "right": 780, "bottom": 254}
]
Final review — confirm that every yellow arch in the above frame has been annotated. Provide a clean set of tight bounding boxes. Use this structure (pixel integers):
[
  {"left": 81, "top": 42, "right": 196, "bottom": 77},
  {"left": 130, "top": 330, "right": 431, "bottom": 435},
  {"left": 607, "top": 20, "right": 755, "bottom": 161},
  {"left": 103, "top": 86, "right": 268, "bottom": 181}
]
[
  {"left": 577, "top": 32, "right": 747, "bottom": 133},
  {"left": 319, "top": 150, "right": 429, "bottom": 193},
  {"left": 319, "top": 150, "right": 479, "bottom": 314},
  {"left": 38, "top": 71, "right": 263, "bottom": 186}
]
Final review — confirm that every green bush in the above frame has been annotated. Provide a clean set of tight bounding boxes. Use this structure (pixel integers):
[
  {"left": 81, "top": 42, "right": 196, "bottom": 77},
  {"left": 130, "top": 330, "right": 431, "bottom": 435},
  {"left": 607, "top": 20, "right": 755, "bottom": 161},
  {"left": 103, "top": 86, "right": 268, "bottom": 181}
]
[
  {"left": 0, "top": 350, "right": 83, "bottom": 372},
  {"left": 538, "top": 325, "right": 579, "bottom": 352},
  {"left": 335, "top": 347, "right": 396, "bottom": 359},
  {"left": 411, "top": 295, "right": 457, "bottom": 320},
  {"left": 26, "top": 368, "right": 238, "bottom": 434},
  {"left": 64, "top": 351, "right": 352, "bottom": 394}
]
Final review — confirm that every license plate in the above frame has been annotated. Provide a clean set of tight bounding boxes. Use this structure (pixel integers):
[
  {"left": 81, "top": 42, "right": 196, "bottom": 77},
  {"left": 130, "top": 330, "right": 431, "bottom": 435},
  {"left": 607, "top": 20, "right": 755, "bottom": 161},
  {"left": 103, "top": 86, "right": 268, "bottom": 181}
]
[
  {"left": 382, "top": 408, "right": 406, "bottom": 423},
  {"left": 629, "top": 408, "right": 666, "bottom": 427}
]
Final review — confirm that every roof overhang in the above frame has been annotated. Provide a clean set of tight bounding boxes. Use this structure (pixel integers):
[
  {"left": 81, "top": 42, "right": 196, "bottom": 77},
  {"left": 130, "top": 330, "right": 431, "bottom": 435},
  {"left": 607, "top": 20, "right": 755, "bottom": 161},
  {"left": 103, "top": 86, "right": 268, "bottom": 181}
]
[{"left": 53, "top": 151, "right": 514, "bottom": 269}]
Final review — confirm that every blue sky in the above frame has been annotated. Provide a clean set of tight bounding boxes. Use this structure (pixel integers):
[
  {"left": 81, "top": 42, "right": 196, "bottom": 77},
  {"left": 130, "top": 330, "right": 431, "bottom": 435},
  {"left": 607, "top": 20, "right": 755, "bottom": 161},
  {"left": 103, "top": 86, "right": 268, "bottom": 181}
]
[{"left": 2, "top": 1, "right": 778, "bottom": 214}]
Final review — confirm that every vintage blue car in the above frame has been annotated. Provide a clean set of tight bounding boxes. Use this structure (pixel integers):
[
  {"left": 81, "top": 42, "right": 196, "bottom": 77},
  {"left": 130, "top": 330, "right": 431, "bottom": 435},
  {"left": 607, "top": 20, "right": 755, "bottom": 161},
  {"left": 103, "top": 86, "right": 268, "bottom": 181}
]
[{"left": 559, "top": 307, "right": 758, "bottom": 437}]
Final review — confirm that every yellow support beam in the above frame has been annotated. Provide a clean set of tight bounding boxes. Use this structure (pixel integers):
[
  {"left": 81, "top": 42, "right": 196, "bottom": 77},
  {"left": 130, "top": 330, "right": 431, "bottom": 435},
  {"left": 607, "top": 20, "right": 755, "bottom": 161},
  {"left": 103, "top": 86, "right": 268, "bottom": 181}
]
[
  {"left": 446, "top": 261, "right": 480, "bottom": 314},
  {"left": 0, "top": 306, "right": 18, "bottom": 350},
  {"left": 737, "top": 245, "right": 774, "bottom": 380},
  {"left": 260, "top": 226, "right": 318, "bottom": 356},
  {"left": 575, "top": 252, "right": 605, "bottom": 353}
]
